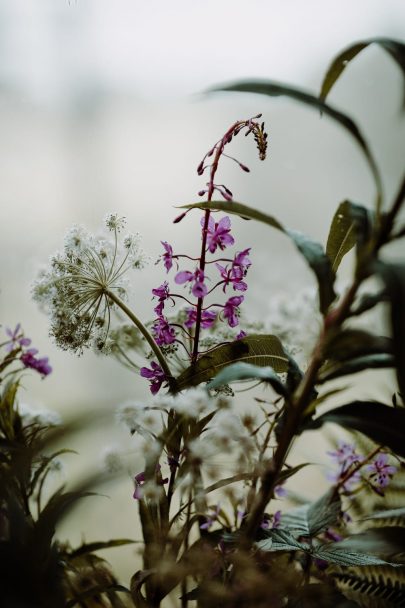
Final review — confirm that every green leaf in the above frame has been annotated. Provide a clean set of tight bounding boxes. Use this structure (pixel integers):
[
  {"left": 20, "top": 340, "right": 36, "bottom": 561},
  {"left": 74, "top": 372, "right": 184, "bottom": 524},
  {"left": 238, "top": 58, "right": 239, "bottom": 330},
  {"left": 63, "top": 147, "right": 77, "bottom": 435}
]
[
  {"left": 319, "top": 353, "right": 394, "bottom": 383},
  {"left": 176, "top": 334, "right": 289, "bottom": 391},
  {"left": 323, "top": 329, "right": 393, "bottom": 363},
  {"left": 359, "top": 507, "right": 405, "bottom": 523},
  {"left": 210, "top": 80, "right": 382, "bottom": 207},
  {"left": 279, "top": 489, "right": 341, "bottom": 537},
  {"left": 320, "top": 38, "right": 405, "bottom": 108},
  {"left": 180, "top": 200, "right": 336, "bottom": 314},
  {"left": 321, "top": 528, "right": 405, "bottom": 564},
  {"left": 257, "top": 528, "right": 310, "bottom": 553},
  {"left": 69, "top": 538, "right": 137, "bottom": 559},
  {"left": 207, "top": 362, "right": 287, "bottom": 397},
  {"left": 326, "top": 201, "right": 368, "bottom": 272},
  {"left": 377, "top": 262, "right": 405, "bottom": 398},
  {"left": 313, "top": 546, "right": 399, "bottom": 567},
  {"left": 307, "top": 401, "right": 405, "bottom": 457}
]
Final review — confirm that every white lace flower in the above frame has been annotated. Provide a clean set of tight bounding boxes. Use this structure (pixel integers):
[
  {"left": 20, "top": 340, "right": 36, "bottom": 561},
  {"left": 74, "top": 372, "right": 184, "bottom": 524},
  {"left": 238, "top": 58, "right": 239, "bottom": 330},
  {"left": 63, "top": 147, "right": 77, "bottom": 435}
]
[{"left": 32, "top": 215, "right": 148, "bottom": 354}]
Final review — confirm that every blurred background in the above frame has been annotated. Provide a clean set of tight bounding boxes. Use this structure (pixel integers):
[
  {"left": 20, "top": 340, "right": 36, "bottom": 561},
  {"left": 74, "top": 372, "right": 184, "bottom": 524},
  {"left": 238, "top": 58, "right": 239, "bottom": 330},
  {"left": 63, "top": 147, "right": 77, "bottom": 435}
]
[{"left": 0, "top": 0, "right": 404, "bottom": 583}]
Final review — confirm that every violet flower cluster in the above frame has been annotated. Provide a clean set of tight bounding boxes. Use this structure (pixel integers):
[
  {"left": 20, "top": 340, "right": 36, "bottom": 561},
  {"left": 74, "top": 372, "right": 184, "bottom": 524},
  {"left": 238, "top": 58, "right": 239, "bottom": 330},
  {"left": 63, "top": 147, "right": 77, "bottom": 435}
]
[
  {"left": 3, "top": 324, "right": 52, "bottom": 377},
  {"left": 327, "top": 441, "right": 397, "bottom": 496},
  {"left": 141, "top": 115, "right": 268, "bottom": 394}
]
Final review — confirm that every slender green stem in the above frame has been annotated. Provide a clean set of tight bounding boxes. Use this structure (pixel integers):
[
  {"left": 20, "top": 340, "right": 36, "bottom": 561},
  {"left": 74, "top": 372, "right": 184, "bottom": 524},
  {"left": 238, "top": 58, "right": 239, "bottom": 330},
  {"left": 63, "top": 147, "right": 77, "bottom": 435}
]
[{"left": 105, "top": 289, "right": 175, "bottom": 389}]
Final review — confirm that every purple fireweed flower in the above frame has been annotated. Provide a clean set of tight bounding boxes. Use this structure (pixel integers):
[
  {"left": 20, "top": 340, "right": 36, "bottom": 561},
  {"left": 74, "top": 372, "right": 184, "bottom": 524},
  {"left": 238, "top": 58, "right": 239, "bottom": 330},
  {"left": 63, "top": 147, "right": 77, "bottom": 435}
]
[
  {"left": 133, "top": 466, "right": 168, "bottom": 500},
  {"left": 152, "top": 281, "right": 171, "bottom": 316},
  {"left": 327, "top": 442, "right": 362, "bottom": 469},
  {"left": 184, "top": 308, "right": 216, "bottom": 329},
  {"left": 140, "top": 361, "right": 167, "bottom": 395},
  {"left": 20, "top": 349, "right": 52, "bottom": 377},
  {"left": 175, "top": 268, "right": 208, "bottom": 298},
  {"left": 160, "top": 241, "right": 174, "bottom": 273},
  {"left": 274, "top": 484, "right": 287, "bottom": 498},
  {"left": 216, "top": 263, "right": 248, "bottom": 293},
  {"left": 365, "top": 453, "right": 397, "bottom": 489},
  {"left": 5, "top": 324, "right": 32, "bottom": 352},
  {"left": 235, "top": 330, "right": 247, "bottom": 340},
  {"left": 233, "top": 248, "right": 251, "bottom": 272},
  {"left": 272, "top": 510, "right": 282, "bottom": 529},
  {"left": 202, "top": 215, "right": 235, "bottom": 254},
  {"left": 200, "top": 503, "right": 221, "bottom": 530},
  {"left": 152, "top": 316, "right": 176, "bottom": 346},
  {"left": 223, "top": 295, "right": 244, "bottom": 328}
]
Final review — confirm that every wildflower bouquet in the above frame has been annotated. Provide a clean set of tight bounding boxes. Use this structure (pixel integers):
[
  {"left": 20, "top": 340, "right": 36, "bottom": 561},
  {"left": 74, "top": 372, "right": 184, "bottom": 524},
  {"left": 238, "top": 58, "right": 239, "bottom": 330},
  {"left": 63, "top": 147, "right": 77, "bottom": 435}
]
[{"left": 3, "top": 39, "right": 405, "bottom": 607}]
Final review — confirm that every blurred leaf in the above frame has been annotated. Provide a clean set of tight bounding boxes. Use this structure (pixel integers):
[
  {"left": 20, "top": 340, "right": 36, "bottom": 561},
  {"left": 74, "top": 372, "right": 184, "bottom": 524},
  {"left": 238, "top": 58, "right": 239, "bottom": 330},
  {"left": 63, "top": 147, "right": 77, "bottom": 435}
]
[
  {"left": 181, "top": 201, "right": 336, "bottom": 313},
  {"left": 323, "top": 329, "right": 393, "bottom": 363},
  {"left": 65, "top": 583, "right": 131, "bottom": 608},
  {"left": 210, "top": 80, "right": 382, "bottom": 204},
  {"left": 279, "top": 489, "right": 341, "bottom": 537},
  {"left": 359, "top": 507, "right": 405, "bottom": 523},
  {"left": 207, "top": 361, "right": 287, "bottom": 397},
  {"left": 326, "top": 201, "right": 368, "bottom": 272},
  {"left": 276, "top": 463, "right": 311, "bottom": 486},
  {"left": 313, "top": 546, "right": 399, "bottom": 567},
  {"left": 319, "top": 353, "right": 394, "bottom": 383},
  {"left": 377, "top": 262, "right": 405, "bottom": 398},
  {"left": 176, "top": 334, "right": 289, "bottom": 390},
  {"left": 69, "top": 539, "right": 137, "bottom": 559},
  {"left": 321, "top": 528, "right": 405, "bottom": 563},
  {"left": 320, "top": 38, "right": 405, "bottom": 108},
  {"left": 306, "top": 401, "right": 405, "bottom": 457}
]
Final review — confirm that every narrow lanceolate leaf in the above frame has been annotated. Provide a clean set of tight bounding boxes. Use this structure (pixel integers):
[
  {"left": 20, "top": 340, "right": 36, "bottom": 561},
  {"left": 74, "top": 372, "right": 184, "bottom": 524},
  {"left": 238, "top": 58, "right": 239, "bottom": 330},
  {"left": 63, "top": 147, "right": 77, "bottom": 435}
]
[
  {"left": 69, "top": 539, "right": 137, "bottom": 559},
  {"left": 319, "top": 353, "right": 394, "bottom": 383},
  {"left": 176, "top": 334, "right": 289, "bottom": 390},
  {"left": 323, "top": 329, "right": 393, "bottom": 363},
  {"left": 307, "top": 401, "right": 405, "bottom": 457},
  {"left": 279, "top": 489, "right": 341, "bottom": 537},
  {"left": 377, "top": 262, "right": 405, "bottom": 398},
  {"left": 180, "top": 200, "right": 336, "bottom": 314},
  {"left": 312, "top": 546, "right": 400, "bottom": 567},
  {"left": 210, "top": 80, "right": 382, "bottom": 206},
  {"left": 207, "top": 362, "right": 287, "bottom": 397},
  {"left": 326, "top": 201, "right": 367, "bottom": 272},
  {"left": 359, "top": 507, "right": 405, "bottom": 523},
  {"left": 320, "top": 38, "right": 405, "bottom": 108}
]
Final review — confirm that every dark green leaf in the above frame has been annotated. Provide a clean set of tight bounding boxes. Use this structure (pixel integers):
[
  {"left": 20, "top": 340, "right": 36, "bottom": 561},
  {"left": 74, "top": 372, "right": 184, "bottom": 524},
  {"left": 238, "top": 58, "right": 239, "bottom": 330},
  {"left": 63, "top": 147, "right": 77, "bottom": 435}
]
[
  {"left": 377, "top": 262, "right": 405, "bottom": 398},
  {"left": 323, "top": 329, "right": 393, "bottom": 363},
  {"left": 210, "top": 80, "right": 382, "bottom": 205},
  {"left": 322, "top": 528, "right": 405, "bottom": 563},
  {"left": 257, "top": 528, "right": 310, "bottom": 553},
  {"left": 326, "top": 201, "right": 368, "bottom": 272},
  {"left": 359, "top": 507, "right": 405, "bottom": 523},
  {"left": 320, "top": 38, "right": 405, "bottom": 108},
  {"left": 180, "top": 201, "right": 336, "bottom": 313},
  {"left": 65, "top": 583, "right": 131, "bottom": 608},
  {"left": 276, "top": 463, "right": 311, "bottom": 486},
  {"left": 307, "top": 401, "right": 405, "bottom": 457},
  {"left": 313, "top": 546, "right": 399, "bottom": 567},
  {"left": 207, "top": 362, "right": 287, "bottom": 397},
  {"left": 69, "top": 539, "right": 137, "bottom": 559},
  {"left": 279, "top": 489, "right": 341, "bottom": 537},
  {"left": 176, "top": 334, "right": 289, "bottom": 391},
  {"left": 319, "top": 353, "right": 394, "bottom": 383}
]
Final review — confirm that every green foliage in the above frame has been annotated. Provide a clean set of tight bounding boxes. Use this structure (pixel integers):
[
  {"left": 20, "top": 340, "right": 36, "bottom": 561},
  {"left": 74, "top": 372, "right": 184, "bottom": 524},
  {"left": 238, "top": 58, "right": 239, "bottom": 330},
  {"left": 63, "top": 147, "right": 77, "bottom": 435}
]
[{"left": 176, "top": 334, "right": 289, "bottom": 390}]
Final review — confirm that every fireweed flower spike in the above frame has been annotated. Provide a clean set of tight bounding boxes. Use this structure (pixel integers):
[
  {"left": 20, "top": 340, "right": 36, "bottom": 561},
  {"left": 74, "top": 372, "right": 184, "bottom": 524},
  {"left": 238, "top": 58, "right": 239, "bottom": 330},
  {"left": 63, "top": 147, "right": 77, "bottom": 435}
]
[{"left": 33, "top": 214, "right": 174, "bottom": 387}]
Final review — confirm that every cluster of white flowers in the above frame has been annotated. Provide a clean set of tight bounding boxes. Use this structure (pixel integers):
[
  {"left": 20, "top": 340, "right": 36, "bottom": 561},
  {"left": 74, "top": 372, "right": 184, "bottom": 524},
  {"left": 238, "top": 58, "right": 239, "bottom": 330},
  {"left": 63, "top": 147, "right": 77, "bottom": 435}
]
[
  {"left": 266, "top": 287, "right": 321, "bottom": 366},
  {"left": 116, "top": 401, "right": 163, "bottom": 438},
  {"left": 18, "top": 402, "right": 62, "bottom": 427},
  {"left": 32, "top": 215, "right": 148, "bottom": 354}
]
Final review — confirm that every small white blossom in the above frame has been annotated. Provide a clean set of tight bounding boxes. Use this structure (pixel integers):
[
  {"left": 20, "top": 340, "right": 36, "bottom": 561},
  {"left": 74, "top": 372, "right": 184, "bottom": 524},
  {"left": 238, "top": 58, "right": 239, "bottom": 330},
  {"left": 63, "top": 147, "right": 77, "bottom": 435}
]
[
  {"left": 116, "top": 402, "right": 162, "bottom": 437},
  {"left": 141, "top": 480, "right": 165, "bottom": 502},
  {"left": 18, "top": 402, "right": 62, "bottom": 427},
  {"left": 101, "top": 446, "right": 125, "bottom": 474},
  {"left": 104, "top": 213, "right": 126, "bottom": 232}
]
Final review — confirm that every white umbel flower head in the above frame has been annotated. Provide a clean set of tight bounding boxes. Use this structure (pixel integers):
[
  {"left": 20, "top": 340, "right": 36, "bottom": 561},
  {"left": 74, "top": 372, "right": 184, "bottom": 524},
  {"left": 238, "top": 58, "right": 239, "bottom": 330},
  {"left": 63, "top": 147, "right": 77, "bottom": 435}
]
[{"left": 32, "top": 215, "right": 148, "bottom": 353}]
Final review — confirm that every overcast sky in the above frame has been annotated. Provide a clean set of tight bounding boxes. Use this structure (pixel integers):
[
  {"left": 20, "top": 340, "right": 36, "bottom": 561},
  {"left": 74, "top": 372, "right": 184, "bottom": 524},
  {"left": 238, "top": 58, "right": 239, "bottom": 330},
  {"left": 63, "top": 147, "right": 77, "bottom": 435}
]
[{"left": 1, "top": 0, "right": 405, "bottom": 102}]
